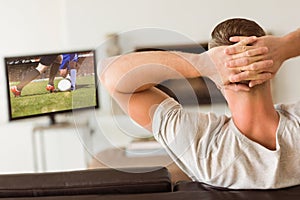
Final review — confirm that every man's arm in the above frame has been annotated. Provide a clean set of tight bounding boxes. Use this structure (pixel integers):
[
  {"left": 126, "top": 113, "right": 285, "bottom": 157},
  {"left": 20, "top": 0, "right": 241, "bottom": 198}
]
[
  {"left": 100, "top": 39, "right": 270, "bottom": 131},
  {"left": 100, "top": 51, "right": 210, "bottom": 130},
  {"left": 280, "top": 28, "right": 300, "bottom": 60},
  {"left": 101, "top": 51, "right": 202, "bottom": 94}
]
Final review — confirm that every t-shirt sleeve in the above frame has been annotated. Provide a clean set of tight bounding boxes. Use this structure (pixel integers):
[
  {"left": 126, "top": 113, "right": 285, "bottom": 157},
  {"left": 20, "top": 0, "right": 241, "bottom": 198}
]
[
  {"left": 275, "top": 100, "right": 300, "bottom": 122},
  {"left": 152, "top": 97, "right": 227, "bottom": 178}
]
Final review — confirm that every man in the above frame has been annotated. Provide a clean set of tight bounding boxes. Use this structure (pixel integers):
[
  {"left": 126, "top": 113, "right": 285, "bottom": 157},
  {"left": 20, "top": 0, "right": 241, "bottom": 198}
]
[
  {"left": 100, "top": 19, "right": 300, "bottom": 189},
  {"left": 58, "top": 53, "right": 79, "bottom": 91}
]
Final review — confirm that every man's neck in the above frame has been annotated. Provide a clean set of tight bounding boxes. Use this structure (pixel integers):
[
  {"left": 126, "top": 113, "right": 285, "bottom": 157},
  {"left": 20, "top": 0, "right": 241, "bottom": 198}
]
[{"left": 225, "top": 82, "right": 279, "bottom": 150}]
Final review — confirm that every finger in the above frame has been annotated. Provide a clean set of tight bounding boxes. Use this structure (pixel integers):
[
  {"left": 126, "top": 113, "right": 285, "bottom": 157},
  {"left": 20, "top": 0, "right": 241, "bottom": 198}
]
[
  {"left": 230, "top": 71, "right": 272, "bottom": 83},
  {"left": 225, "top": 36, "right": 258, "bottom": 55},
  {"left": 226, "top": 55, "right": 265, "bottom": 68},
  {"left": 237, "top": 36, "right": 258, "bottom": 46},
  {"left": 249, "top": 79, "right": 266, "bottom": 88},
  {"left": 229, "top": 46, "right": 268, "bottom": 60},
  {"left": 234, "top": 60, "right": 273, "bottom": 72},
  {"left": 225, "top": 44, "right": 245, "bottom": 55},
  {"left": 241, "top": 60, "right": 273, "bottom": 71},
  {"left": 251, "top": 73, "right": 272, "bottom": 81},
  {"left": 229, "top": 36, "right": 247, "bottom": 43},
  {"left": 245, "top": 47, "right": 268, "bottom": 57},
  {"left": 223, "top": 83, "right": 250, "bottom": 92},
  {"left": 225, "top": 58, "right": 248, "bottom": 68}
]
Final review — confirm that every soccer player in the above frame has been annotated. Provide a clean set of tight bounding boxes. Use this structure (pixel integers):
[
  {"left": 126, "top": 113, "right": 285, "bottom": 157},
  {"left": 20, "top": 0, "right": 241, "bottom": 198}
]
[
  {"left": 58, "top": 53, "right": 79, "bottom": 91},
  {"left": 11, "top": 54, "right": 62, "bottom": 97}
]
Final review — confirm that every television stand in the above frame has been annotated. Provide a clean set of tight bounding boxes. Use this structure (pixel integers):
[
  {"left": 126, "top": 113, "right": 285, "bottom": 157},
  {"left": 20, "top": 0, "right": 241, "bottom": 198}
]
[
  {"left": 48, "top": 114, "right": 71, "bottom": 126},
  {"left": 32, "top": 120, "right": 94, "bottom": 172},
  {"left": 49, "top": 114, "right": 57, "bottom": 125}
]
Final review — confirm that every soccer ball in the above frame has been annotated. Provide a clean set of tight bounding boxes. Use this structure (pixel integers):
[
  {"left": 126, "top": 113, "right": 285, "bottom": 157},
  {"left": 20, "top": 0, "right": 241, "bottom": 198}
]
[{"left": 58, "top": 79, "right": 71, "bottom": 91}]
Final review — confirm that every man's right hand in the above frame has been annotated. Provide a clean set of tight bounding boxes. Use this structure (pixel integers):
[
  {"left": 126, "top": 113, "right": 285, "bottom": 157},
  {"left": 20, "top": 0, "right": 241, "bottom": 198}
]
[
  {"left": 226, "top": 35, "right": 286, "bottom": 87},
  {"left": 206, "top": 36, "right": 273, "bottom": 91}
]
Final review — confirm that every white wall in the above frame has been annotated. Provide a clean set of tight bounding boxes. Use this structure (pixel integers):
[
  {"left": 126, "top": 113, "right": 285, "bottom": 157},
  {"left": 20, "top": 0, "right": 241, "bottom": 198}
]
[
  {"left": 62, "top": 0, "right": 299, "bottom": 46},
  {"left": 62, "top": 0, "right": 300, "bottom": 103},
  {"left": 0, "top": 0, "right": 64, "bottom": 173},
  {"left": 0, "top": 0, "right": 299, "bottom": 173},
  {"left": 0, "top": 0, "right": 66, "bottom": 123}
]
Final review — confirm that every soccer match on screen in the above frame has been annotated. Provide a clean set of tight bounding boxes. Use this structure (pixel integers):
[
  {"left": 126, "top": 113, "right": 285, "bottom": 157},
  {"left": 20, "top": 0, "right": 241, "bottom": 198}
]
[{"left": 5, "top": 50, "right": 98, "bottom": 120}]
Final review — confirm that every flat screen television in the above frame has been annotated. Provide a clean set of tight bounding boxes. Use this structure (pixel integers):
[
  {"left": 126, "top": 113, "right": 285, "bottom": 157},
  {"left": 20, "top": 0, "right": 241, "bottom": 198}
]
[{"left": 5, "top": 50, "right": 99, "bottom": 124}]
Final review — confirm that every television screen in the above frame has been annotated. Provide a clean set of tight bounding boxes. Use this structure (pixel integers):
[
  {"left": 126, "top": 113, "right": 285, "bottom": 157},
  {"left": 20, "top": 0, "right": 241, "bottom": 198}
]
[{"left": 5, "top": 50, "right": 99, "bottom": 122}]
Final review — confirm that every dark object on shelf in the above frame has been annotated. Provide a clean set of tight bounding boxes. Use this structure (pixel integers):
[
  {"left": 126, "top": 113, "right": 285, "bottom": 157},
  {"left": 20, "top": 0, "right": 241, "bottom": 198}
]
[{"left": 135, "top": 43, "right": 226, "bottom": 106}]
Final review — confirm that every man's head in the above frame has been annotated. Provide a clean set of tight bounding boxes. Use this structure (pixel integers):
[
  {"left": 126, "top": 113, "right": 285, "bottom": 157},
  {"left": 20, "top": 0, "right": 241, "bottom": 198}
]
[
  {"left": 208, "top": 18, "right": 266, "bottom": 88},
  {"left": 209, "top": 18, "right": 266, "bottom": 49}
]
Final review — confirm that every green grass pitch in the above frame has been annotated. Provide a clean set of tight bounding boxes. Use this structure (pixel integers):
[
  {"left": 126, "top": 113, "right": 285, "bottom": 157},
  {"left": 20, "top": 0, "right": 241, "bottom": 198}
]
[{"left": 9, "top": 75, "right": 97, "bottom": 119}]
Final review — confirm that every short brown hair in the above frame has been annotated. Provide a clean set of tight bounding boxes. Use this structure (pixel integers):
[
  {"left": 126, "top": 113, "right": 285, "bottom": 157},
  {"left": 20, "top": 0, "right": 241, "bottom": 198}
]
[{"left": 209, "top": 18, "right": 266, "bottom": 49}]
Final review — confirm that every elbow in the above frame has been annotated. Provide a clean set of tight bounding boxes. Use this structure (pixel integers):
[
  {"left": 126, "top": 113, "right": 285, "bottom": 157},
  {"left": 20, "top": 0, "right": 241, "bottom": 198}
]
[
  {"left": 99, "top": 57, "right": 118, "bottom": 94},
  {"left": 99, "top": 57, "right": 131, "bottom": 94},
  {"left": 99, "top": 55, "right": 156, "bottom": 94}
]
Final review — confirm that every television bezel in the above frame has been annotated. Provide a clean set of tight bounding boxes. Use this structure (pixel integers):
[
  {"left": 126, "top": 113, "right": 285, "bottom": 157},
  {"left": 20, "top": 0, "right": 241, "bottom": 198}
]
[{"left": 4, "top": 49, "right": 100, "bottom": 123}]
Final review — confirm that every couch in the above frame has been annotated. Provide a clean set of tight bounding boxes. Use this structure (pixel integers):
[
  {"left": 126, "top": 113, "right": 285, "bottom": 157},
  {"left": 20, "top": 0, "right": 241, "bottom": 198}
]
[
  {"left": 0, "top": 167, "right": 170, "bottom": 199},
  {"left": 0, "top": 166, "right": 300, "bottom": 200}
]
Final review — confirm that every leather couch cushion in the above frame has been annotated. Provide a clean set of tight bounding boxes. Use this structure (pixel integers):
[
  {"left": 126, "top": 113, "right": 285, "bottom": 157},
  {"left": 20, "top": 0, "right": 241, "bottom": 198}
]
[
  {"left": 173, "top": 181, "right": 300, "bottom": 199},
  {"left": 0, "top": 167, "right": 171, "bottom": 198},
  {"left": 2, "top": 181, "right": 300, "bottom": 200},
  {"left": 1, "top": 190, "right": 298, "bottom": 200}
]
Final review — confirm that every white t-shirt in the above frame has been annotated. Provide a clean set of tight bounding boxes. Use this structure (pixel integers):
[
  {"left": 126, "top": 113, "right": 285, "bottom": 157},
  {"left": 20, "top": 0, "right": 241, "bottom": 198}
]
[{"left": 152, "top": 97, "right": 300, "bottom": 189}]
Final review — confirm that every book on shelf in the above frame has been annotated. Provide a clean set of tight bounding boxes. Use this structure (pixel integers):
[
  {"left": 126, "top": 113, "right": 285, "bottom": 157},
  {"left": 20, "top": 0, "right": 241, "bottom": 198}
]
[{"left": 125, "top": 139, "right": 167, "bottom": 157}]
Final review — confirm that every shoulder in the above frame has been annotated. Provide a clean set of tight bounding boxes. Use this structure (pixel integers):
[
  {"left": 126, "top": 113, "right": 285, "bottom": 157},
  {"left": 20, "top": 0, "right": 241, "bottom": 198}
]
[
  {"left": 275, "top": 100, "right": 300, "bottom": 121},
  {"left": 152, "top": 97, "right": 229, "bottom": 143}
]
